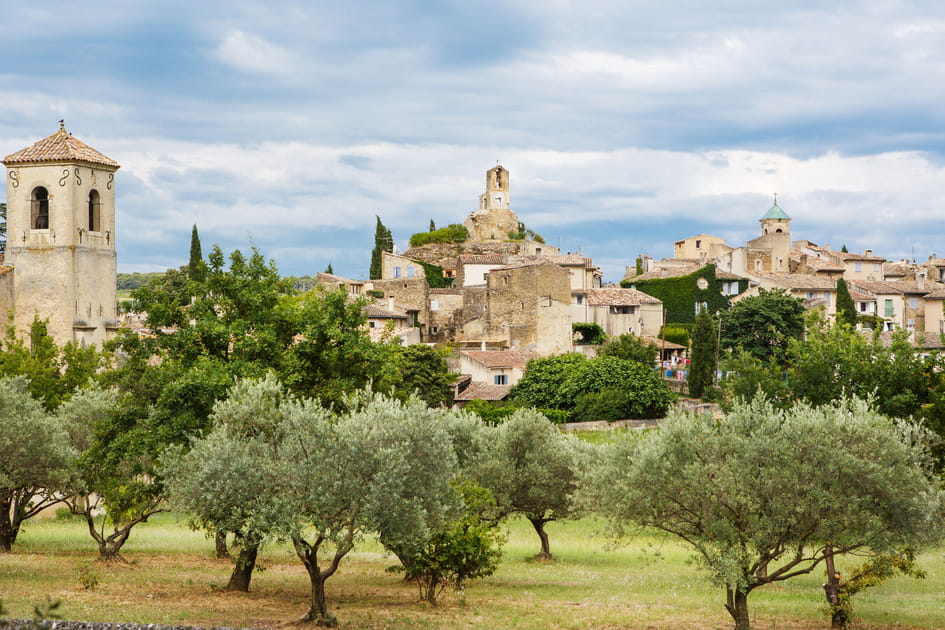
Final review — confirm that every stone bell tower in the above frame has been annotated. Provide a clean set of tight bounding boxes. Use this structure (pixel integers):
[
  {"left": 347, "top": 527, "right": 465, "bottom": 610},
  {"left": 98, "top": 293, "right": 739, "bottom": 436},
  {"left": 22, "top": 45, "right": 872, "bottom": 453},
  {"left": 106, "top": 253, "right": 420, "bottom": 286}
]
[
  {"left": 2, "top": 122, "right": 120, "bottom": 346},
  {"left": 464, "top": 165, "right": 521, "bottom": 241}
]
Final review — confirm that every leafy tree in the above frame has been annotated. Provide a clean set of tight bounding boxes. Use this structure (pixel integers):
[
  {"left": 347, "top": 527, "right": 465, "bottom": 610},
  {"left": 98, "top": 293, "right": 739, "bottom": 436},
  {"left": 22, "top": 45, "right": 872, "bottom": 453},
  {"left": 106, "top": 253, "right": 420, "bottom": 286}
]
[
  {"left": 0, "top": 316, "right": 101, "bottom": 411},
  {"left": 395, "top": 344, "right": 454, "bottom": 407},
  {"left": 581, "top": 395, "right": 945, "bottom": 630},
  {"left": 0, "top": 377, "right": 75, "bottom": 551},
  {"left": 559, "top": 356, "right": 674, "bottom": 419},
  {"left": 719, "top": 288, "right": 805, "bottom": 362},
  {"left": 823, "top": 547, "right": 925, "bottom": 629},
  {"left": 163, "top": 375, "right": 303, "bottom": 591},
  {"left": 599, "top": 333, "right": 658, "bottom": 366},
  {"left": 66, "top": 386, "right": 162, "bottom": 562},
  {"left": 509, "top": 353, "right": 587, "bottom": 409},
  {"left": 835, "top": 278, "right": 857, "bottom": 328},
  {"left": 476, "top": 410, "right": 583, "bottom": 558},
  {"left": 390, "top": 481, "right": 503, "bottom": 605},
  {"left": 278, "top": 287, "right": 397, "bottom": 406},
  {"left": 370, "top": 216, "right": 393, "bottom": 279},
  {"left": 188, "top": 224, "right": 205, "bottom": 282},
  {"left": 688, "top": 308, "right": 718, "bottom": 399},
  {"left": 285, "top": 394, "right": 461, "bottom": 626}
]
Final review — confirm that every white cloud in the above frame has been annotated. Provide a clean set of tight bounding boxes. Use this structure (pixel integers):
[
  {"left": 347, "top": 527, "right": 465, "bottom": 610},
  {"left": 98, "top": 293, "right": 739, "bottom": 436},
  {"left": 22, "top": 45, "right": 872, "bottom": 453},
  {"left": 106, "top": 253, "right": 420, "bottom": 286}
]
[{"left": 215, "top": 30, "right": 297, "bottom": 76}]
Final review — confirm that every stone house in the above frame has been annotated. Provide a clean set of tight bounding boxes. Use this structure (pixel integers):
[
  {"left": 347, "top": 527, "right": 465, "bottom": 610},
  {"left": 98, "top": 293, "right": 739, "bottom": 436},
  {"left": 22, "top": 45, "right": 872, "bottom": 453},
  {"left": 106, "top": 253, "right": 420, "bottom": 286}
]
[
  {"left": 571, "top": 287, "right": 663, "bottom": 338},
  {"left": 674, "top": 234, "right": 732, "bottom": 262},
  {"left": 461, "top": 260, "right": 573, "bottom": 355},
  {"left": 364, "top": 301, "right": 420, "bottom": 345},
  {"left": 0, "top": 124, "right": 120, "bottom": 346},
  {"left": 459, "top": 350, "right": 529, "bottom": 387},
  {"left": 380, "top": 250, "right": 428, "bottom": 280}
]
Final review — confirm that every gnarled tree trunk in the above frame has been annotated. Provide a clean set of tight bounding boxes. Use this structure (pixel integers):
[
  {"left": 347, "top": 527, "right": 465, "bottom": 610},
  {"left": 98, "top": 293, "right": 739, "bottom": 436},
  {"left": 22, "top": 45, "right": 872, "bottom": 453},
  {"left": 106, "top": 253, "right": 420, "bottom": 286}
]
[
  {"left": 725, "top": 586, "right": 751, "bottom": 630},
  {"left": 226, "top": 540, "right": 259, "bottom": 592},
  {"left": 293, "top": 533, "right": 353, "bottom": 627},
  {"left": 527, "top": 515, "right": 553, "bottom": 560},
  {"left": 823, "top": 545, "right": 848, "bottom": 629},
  {"left": 215, "top": 530, "right": 229, "bottom": 559}
]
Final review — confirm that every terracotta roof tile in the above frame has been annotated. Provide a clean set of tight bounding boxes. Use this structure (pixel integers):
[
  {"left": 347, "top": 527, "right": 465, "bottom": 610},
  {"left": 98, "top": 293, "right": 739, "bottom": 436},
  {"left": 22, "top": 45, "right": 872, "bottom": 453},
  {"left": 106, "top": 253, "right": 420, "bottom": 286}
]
[
  {"left": 583, "top": 287, "right": 661, "bottom": 306},
  {"left": 454, "top": 382, "right": 512, "bottom": 402},
  {"left": 364, "top": 304, "right": 408, "bottom": 319},
  {"left": 461, "top": 350, "right": 529, "bottom": 369},
  {"left": 459, "top": 254, "right": 507, "bottom": 264},
  {"left": 757, "top": 273, "right": 838, "bottom": 290},
  {"left": 4, "top": 127, "right": 119, "bottom": 168}
]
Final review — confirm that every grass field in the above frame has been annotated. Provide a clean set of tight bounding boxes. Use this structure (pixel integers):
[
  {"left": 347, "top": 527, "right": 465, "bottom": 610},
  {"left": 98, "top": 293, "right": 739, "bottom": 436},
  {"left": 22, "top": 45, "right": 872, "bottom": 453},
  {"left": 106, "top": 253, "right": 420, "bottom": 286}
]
[{"left": 1, "top": 513, "right": 943, "bottom": 629}]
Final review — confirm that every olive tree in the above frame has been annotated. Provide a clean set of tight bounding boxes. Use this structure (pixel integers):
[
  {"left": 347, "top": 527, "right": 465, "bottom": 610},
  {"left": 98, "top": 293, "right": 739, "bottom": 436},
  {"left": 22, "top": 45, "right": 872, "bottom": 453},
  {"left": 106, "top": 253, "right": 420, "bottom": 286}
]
[
  {"left": 0, "top": 377, "right": 74, "bottom": 551},
  {"left": 476, "top": 409, "right": 584, "bottom": 559},
  {"left": 162, "top": 375, "right": 306, "bottom": 591},
  {"left": 580, "top": 395, "right": 945, "bottom": 630}
]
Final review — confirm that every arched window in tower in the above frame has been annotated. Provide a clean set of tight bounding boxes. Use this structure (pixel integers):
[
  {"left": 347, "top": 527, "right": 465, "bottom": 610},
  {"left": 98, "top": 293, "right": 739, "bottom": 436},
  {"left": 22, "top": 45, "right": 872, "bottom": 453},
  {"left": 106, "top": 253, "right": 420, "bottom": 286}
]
[
  {"left": 88, "top": 190, "right": 101, "bottom": 232},
  {"left": 31, "top": 186, "right": 49, "bottom": 229}
]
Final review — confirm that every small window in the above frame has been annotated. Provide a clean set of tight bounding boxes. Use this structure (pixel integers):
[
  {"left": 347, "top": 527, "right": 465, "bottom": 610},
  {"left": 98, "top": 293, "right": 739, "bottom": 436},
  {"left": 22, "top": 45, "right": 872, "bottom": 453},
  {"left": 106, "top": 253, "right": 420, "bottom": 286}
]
[
  {"left": 431, "top": 326, "right": 439, "bottom": 334},
  {"left": 874, "top": 263, "right": 881, "bottom": 272},
  {"left": 494, "top": 374, "right": 508, "bottom": 385},
  {"left": 855, "top": 262, "right": 862, "bottom": 272},
  {"left": 884, "top": 299, "right": 894, "bottom": 317},
  {"left": 393, "top": 266, "right": 401, "bottom": 278},
  {"left": 909, "top": 297, "right": 918, "bottom": 310},
  {"left": 88, "top": 189, "right": 101, "bottom": 232},
  {"left": 31, "top": 186, "right": 49, "bottom": 229},
  {"left": 695, "top": 239, "right": 702, "bottom": 249},
  {"left": 575, "top": 294, "right": 584, "bottom": 305},
  {"left": 907, "top": 318, "right": 915, "bottom": 328},
  {"left": 696, "top": 277, "right": 709, "bottom": 290},
  {"left": 430, "top": 299, "right": 439, "bottom": 311},
  {"left": 407, "top": 267, "right": 415, "bottom": 278}
]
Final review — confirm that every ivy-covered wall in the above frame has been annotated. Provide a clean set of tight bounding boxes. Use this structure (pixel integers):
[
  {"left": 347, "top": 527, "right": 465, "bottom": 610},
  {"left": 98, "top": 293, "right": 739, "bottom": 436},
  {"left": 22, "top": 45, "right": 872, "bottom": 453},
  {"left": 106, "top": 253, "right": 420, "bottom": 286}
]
[
  {"left": 418, "top": 261, "right": 454, "bottom": 289},
  {"left": 621, "top": 264, "right": 748, "bottom": 324}
]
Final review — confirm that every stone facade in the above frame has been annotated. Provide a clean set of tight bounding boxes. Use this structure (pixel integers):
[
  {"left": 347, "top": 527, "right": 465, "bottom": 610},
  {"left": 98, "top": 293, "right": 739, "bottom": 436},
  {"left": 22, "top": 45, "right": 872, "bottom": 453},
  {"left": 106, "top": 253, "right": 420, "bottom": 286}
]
[
  {"left": 463, "top": 165, "right": 522, "bottom": 241},
  {"left": 461, "top": 261, "right": 572, "bottom": 355},
  {"left": 2, "top": 125, "right": 120, "bottom": 347}
]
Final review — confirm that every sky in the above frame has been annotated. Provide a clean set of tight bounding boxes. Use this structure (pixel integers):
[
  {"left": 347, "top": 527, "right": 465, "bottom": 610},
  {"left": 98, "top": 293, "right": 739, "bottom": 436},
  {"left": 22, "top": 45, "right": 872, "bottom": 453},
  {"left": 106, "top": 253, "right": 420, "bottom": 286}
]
[{"left": 2, "top": 1, "right": 945, "bottom": 283}]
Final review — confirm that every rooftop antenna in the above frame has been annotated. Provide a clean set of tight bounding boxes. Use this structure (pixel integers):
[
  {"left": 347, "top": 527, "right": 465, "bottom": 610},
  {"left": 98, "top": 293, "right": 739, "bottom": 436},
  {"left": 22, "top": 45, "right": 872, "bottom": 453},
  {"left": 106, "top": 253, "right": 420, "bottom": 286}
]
[
  {"left": 773, "top": 192, "right": 778, "bottom": 205},
  {"left": 58, "top": 119, "right": 65, "bottom": 131}
]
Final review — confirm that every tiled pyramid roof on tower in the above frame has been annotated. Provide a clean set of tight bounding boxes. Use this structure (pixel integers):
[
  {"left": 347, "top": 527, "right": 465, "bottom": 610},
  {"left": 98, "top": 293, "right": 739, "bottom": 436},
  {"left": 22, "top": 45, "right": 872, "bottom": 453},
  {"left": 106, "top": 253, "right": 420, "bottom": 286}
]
[{"left": 3, "top": 123, "right": 119, "bottom": 169}]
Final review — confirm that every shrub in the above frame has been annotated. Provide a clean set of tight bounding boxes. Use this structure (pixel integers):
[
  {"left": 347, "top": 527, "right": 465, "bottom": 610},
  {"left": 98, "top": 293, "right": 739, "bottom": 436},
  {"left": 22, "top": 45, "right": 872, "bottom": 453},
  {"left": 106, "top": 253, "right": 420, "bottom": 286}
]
[
  {"left": 409, "top": 224, "right": 469, "bottom": 248},
  {"left": 572, "top": 323, "right": 606, "bottom": 345}
]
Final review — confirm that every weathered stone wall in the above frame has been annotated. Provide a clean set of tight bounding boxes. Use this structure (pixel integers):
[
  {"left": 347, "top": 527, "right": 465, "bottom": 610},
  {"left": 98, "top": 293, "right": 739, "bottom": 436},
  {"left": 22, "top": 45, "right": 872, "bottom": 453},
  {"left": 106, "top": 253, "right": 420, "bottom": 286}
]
[
  {"left": 462, "top": 262, "right": 572, "bottom": 354},
  {"left": 5, "top": 160, "right": 118, "bottom": 347},
  {"left": 427, "top": 289, "right": 463, "bottom": 343}
]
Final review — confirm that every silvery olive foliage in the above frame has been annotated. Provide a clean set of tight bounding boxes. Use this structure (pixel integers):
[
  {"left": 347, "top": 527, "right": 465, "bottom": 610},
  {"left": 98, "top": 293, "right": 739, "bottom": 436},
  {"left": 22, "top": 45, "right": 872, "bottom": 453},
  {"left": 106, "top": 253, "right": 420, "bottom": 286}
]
[{"left": 580, "top": 395, "right": 945, "bottom": 630}]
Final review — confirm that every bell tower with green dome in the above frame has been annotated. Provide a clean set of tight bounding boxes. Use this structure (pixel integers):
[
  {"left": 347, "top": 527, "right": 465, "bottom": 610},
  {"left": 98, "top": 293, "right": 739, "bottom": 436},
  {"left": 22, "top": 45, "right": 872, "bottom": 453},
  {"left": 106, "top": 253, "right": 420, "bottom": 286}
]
[{"left": 746, "top": 196, "right": 792, "bottom": 273}]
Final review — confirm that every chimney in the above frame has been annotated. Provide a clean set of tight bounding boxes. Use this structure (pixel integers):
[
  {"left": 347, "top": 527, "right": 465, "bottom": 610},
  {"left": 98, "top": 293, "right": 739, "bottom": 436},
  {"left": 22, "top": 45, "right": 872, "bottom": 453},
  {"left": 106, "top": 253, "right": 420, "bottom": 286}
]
[
  {"left": 865, "top": 249, "right": 873, "bottom": 257},
  {"left": 918, "top": 271, "right": 926, "bottom": 290}
]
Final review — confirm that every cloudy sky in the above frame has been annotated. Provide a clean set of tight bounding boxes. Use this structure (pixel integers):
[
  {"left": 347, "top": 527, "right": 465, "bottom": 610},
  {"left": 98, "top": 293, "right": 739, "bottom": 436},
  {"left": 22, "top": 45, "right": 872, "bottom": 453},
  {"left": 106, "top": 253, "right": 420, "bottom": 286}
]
[{"left": 3, "top": 1, "right": 945, "bottom": 282}]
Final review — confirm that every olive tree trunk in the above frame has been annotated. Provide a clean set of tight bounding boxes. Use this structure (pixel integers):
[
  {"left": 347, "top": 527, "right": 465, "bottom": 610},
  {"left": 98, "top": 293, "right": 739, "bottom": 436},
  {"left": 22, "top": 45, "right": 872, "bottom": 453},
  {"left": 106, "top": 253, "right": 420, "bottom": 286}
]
[
  {"left": 725, "top": 586, "right": 751, "bottom": 630},
  {"left": 527, "top": 516, "right": 553, "bottom": 560}
]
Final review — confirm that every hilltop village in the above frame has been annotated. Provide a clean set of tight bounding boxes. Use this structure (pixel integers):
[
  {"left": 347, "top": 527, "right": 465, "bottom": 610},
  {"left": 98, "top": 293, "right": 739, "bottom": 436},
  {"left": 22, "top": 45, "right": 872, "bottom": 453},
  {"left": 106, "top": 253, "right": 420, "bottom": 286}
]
[
  {"left": 1, "top": 129, "right": 944, "bottom": 404},
  {"left": 316, "top": 164, "right": 945, "bottom": 399}
]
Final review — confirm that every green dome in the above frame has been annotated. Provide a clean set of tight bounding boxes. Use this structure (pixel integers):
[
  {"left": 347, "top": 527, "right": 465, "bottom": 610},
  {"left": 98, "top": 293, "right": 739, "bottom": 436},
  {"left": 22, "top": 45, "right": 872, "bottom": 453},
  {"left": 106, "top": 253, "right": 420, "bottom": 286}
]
[{"left": 761, "top": 202, "right": 790, "bottom": 220}]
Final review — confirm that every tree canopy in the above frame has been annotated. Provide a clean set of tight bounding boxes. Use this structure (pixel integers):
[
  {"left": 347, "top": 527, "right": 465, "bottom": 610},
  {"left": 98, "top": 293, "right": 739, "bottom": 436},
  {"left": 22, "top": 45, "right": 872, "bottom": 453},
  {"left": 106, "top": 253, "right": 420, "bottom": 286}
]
[
  {"left": 581, "top": 395, "right": 945, "bottom": 630},
  {"left": 719, "top": 288, "right": 805, "bottom": 362}
]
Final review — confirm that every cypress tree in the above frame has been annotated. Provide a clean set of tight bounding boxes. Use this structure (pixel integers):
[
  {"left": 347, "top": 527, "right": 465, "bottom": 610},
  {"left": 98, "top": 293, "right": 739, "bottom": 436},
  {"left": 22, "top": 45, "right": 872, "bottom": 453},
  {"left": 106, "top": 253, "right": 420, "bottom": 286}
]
[
  {"left": 429, "top": 219, "right": 436, "bottom": 232},
  {"left": 369, "top": 216, "right": 393, "bottom": 280},
  {"left": 836, "top": 277, "right": 857, "bottom": 328},
  {"left": 188, "top": 224, "right": 205, "bottom": 282},
  {"left": 689, "top": 308, "right": 718, "bottom": 399},
  {"left": 325, "top": 262, "right": 334, "bottom": 275}
]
